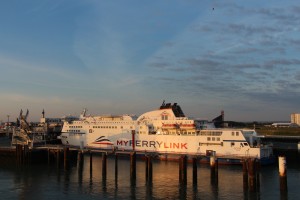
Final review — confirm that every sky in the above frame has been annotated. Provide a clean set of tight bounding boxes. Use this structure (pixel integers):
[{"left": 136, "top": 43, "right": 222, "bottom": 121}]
[{"left": 0, "top": 0, "right": 300, "bottom": 122}]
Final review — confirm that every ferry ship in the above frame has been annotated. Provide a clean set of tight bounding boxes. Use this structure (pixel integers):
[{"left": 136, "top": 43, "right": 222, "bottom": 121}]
[{"left": 59, "top": 102, "right": 274, "bottom": 165}]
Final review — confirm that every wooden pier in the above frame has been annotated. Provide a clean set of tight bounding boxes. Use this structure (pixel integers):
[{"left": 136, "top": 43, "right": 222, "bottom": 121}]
[{"left": 0, "top": 142, "right": 289, "bottom": 194}]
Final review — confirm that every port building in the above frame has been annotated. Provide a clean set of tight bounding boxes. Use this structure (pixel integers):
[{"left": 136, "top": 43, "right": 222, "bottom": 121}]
[{"left": 291, "top": 113, "right": 300, "bottom": 126}]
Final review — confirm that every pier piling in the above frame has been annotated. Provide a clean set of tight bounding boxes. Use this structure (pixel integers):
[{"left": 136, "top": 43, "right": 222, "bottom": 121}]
[
  {"left": 278, "top": 156, "right": 288, "bottom": 192},
  {"left": 115, "top": 153, "right": 118, "bottom": 185},
  {"left": 210, "top": 152, "right": 218, "bottom": 184},
  {"left": 130, "top": 152, "right": 136, "bottom": 183},
  {"left": 179, "top": 155, "right": 187, "bottom": 185},
  {"left": 77, "top": 150, "right": 83, "bottom": 168},
  {"left": 64, "top": 147, "right": 69, "bottom": 170},
  {"left": 89, "top": 151, "right": 93, "bottom": 174},
  {"left": 102, "top": 152, "right": 107, "bottom": 180},
  {"left": 146, "top": 155, "right": 153, "bottom": 184},
  {"left": 56, "top": 149, "right": 60, "bottom": 167},
  {"left": 247, "top": 158, "right": 257, "bottom": 191},
  {"left": 192, "top": 157, "right": 197, "bottom": 186},
  {"left": 145, "top": 155, "right": 149, "bottom": 182},
  {"left": 242, "top": 159, "right": 248, "bottom": 190},
  {"left": 48, "top": 149, "right": 51, "bottom": 164}
]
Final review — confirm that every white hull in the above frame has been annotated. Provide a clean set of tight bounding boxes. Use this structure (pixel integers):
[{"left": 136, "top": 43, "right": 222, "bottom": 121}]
[{"left": 59, "top": 103, "right": 273, "bottom": 162}]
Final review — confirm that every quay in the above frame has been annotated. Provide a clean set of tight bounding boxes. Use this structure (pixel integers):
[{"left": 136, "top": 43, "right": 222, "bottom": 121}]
[{"left": 260, "top": 135, "right": 300, "bottom": 150}]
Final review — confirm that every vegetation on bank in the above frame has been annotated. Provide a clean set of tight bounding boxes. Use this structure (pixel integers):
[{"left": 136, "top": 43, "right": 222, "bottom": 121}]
[{"left": 223, "top": 121, "right": 300, "bottom": 136}]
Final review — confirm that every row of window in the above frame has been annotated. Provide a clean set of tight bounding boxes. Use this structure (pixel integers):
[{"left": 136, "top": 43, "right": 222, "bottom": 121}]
[
  {"left": 67, "top": 130, "right": 81, "bottom": 132},
  {"left": 232, "top": 132, "right": 240, "bottom": 136},
  {"left": 92, "top": 126, "right": 134, "bottom": 129},
  {"left": 200, "top": 131, "right": 222, "bottom": 136},
  {"left": 69, "top": 126, "right": 83, "bottom": 128},
  {"left": 207, "top": 137, "right": 221, "bottom": 141}
]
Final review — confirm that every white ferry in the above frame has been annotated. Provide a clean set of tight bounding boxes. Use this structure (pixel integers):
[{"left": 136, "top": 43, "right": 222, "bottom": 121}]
[{"left": 59, "top": 103, "right": 274, "bottom": 165}]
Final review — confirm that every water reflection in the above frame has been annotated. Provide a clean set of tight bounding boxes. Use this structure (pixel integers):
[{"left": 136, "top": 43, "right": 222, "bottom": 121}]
[{"left": 0, "top": 151, "right": 300, "bottom": 199}]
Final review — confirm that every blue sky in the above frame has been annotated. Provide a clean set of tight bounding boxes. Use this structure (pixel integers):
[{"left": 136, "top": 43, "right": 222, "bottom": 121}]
[{"left": 1, "top": 0, "right": 300, "bottom": 122}]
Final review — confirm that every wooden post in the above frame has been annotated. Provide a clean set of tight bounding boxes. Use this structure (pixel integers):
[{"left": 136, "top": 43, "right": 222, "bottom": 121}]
[
  {"left": 179, "top": 156, "right": 182, "bottom": 183},
  {"left": 210, "top": 151, "right": 218, "bottom": 184},
  {"left": 130, "top": 152, "right": 136, "bottom": 183},
  {"left": 89, "top": 151, "right": 93, "bottom": 175},
  {"left": 179, "top": 155, "right": 187, "bottom": 185},
  {"left": 278, "top": 156, "right": 287, "bottom": 192},
  {"left": 131, "top": 130, "right": 135, "bottom": 151},
  {"left": 22, "top": 145, "right": 26, "bottom": 165},
  {"left": 48, "top": 149, "right": 51, "bottom": 165},
  {"left": 56, "top": 149, "right": 60, "bottom": 168},
  {"left": 255, "top": 159, "right": 260, "bottom": 192},
  {"left": 64, "top": 147, "right": 69, "bottom": 170},
  {"left": 148, "top": 155, "right": 153, "bottom": 184},
  {"left": 192, "top": 157, "right": 197, "bottom": 186},
  {"left": 77, "top": 150, "right": 83, "bottom": 168},
  {"left": 248, "top": 158, "right": 257, "bottom": 191},
  {"left": 115, "top": 153, "right": 118, "bottom": 185},
  {"left": 242, "top": 159, "right": 248, "bottom": 190},
  {"left": 145, "top": 156, "right": 149, "bottom": 182},
  {"left": 102, "top": 152, "right": 107, "bottom": 180}
]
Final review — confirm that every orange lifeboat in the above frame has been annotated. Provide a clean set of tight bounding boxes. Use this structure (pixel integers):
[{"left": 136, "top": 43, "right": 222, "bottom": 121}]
[
  {"left": 179, "top": 124, "right": 195, "bottom": 129},
  {"left": 162, "top": 123, "right": 179, "bottom": 129}
]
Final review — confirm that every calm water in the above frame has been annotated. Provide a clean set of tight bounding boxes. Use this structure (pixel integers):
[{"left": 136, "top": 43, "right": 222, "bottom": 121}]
[{"left": 0, "top": 152, "right": 299, "bottom": 200}]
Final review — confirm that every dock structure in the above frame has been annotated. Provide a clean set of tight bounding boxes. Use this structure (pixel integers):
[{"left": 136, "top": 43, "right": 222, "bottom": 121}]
[{"left": 0, "top": 142, "right": 292, "bottom": 194}]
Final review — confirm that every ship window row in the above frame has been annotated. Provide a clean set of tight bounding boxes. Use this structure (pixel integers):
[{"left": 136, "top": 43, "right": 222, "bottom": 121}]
[
  {"left": 67, "top": 130, "right": 81, "bottom": 132},
  {"left": 69, "top": 126, "right": 82, "bottom": 128},
  {"left": 232, "top": 132, "right": 239, "bottom": 136},
  {"left": 207, "top": 137, "right": 221, "bottom": 141},
  {"left": 94, "top": 122, "right": 133, "bottom": 124},
  {"left": 92, "top": 126, "right": 133, "bottom": 129},
  {"left": 136, "top": 131, "right": 146, "bottom": 134},
  {"left": 200, "top": 131, "right": 222, "bottom": 136},
  {"left": 93, "top": 126, "right": 118, "bottom": 129}
]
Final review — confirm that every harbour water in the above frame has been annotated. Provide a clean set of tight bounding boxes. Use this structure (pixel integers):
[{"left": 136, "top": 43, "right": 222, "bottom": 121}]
[{"left": 0, "top": 151, "right": 299, "bottom": 200}]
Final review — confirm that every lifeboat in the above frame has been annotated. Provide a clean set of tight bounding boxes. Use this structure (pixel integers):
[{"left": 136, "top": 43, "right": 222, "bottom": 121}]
[
  {"left": 179, "top": 123, "right": 195, "bottom": 129},
  {"left": 162, "top": 123, "right": 179, "bottom": 129}
]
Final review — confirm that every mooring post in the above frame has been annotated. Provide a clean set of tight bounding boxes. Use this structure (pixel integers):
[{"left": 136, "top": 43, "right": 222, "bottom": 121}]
[
  {"left": 77, "top": 150, "right": 84, "bottom": 168},
  {"left": 179, "top": 156, "right": 182, "bottom": 183},
  {"left": 242, "top": 159, "right": 248, "bottom": 190},
  {"left": 22, "top": 145, "right": 26, "bottom": 165},
  {"left": 15, "top": 145, "right": 19, "bottom": 165},
  {"left": 102, "top": 152, "right": 107, "bottom": 180},
  {"left": 89, "top": 151, "right": 93, "bottom": 175},
  {"left": 64, "top": 147, "right": 69, "bottom": 170},
  {"left": 131, "top": 130, "right": 135, "bottom": 151},
  {"left": 130, "top": 151, "right": 136, "bottom": 183},
  {"left": 255, "top": 159, "right": 260, "bottom": 192},
  {"left": 278, "top": 156, "right": 288, "bottom": 192},
  {"left": 115, "top": 153, "right": 118, "bottom": 183},
  {"left": 24, "top": 145, "right": 30, "bottom": 165},
  {"left": 248, "top": 158, "right": 257, "bottom": 191},
  {"left": 48, "top": 148, "right": 51, "bottom": 164},
  {"left": 56, "top": 149, "right": 60, "bottom": 167},
  {"left": 180, "top": 155, "right": 187, "bottom": 185},
  {"left": 148, "top": 155, "right": 153, "bottom": 184},
  {"left": 145, "top": 155, "right": 149, "bottom": 182},
  {"left": 192, "top": 157, "right": 197, "bottom": 186},
  {"left": 210, "top": 151, "right": 217, "bottom": 183},
  {"left": 21, "top": 145, "right": 24, "bottom": 165}
]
